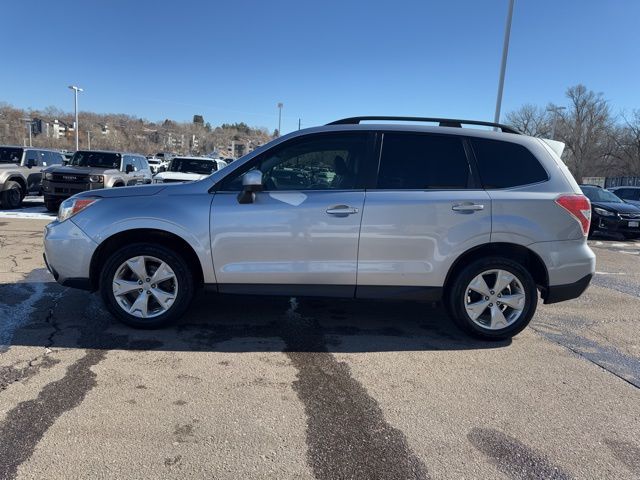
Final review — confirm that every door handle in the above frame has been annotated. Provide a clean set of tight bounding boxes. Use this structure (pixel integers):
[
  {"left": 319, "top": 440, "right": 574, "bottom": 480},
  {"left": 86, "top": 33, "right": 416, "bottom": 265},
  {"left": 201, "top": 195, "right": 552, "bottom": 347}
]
[
  {"left": 326, "top": 205, "right": 359, "bottom": 215},
  {"left": 452, "top": 203, "right": 484, "bottom": 212}
]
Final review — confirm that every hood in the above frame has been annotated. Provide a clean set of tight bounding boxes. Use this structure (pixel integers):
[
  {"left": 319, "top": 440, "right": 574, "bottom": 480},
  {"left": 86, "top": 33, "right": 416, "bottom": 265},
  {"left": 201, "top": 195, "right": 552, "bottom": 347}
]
[
  {"left": 592, "top": 201, "right": 640, "bottom": 214},
  {"left": 0, "top": 162, "right": 21, "bottom": 170},
  {"left": 75, "top": 184, "right": 166, "bottom": 199},
  {"left": 46, "top": 165, "right": 121, "bottom": 175},
  {"left": 155, "top": 171, "right": 209, "bottom": 181}
]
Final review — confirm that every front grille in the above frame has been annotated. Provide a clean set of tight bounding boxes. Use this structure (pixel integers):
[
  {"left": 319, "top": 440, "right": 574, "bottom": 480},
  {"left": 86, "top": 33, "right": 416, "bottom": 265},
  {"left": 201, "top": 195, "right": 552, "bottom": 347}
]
[
  {"left": 620, "top": 213, "right": 640, "bottom": 220},
  {"left": 52, "top": 173, "right": 89, "bottom": 183}
]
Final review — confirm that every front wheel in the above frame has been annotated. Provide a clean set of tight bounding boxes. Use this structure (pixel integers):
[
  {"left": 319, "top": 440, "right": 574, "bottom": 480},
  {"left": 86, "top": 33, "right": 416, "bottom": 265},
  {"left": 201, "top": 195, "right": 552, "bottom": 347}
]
[
  {"left": 45, "top": 199, "right": 60, "bottom": 212},
  {"left": 100, "top": 244, "right": 195, "bottom": 328},
  {"left": 446, "top": 257, "right": 538, "bottom": 340}
]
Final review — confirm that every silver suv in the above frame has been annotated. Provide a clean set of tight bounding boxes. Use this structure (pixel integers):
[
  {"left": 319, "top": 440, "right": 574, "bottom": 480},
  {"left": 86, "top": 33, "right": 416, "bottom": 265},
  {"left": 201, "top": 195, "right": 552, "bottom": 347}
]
[
  {"left": 43, "top": 117, "right": 596, "bottom": 339},
  {"left": 0, "top": 146, "right": 65, "bottom": 208},
  {"left": 42, "top": 150, "right": 152, "bottom": 211}
]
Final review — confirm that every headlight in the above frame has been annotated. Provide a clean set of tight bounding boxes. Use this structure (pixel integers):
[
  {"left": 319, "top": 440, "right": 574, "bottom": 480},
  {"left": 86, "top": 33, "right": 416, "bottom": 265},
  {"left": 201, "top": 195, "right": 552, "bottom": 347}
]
[
  {"left": 89, "top": 175, "right": 104, "bottom": 183},
  {"left": 594, "top": 207, "right": 615, "bottom": 217},
  {"left": 58, "top": 197, "right": 100, "bottom": 222},
  {"left": 44, "top": 172, "right": 54, "bottom": 180}
]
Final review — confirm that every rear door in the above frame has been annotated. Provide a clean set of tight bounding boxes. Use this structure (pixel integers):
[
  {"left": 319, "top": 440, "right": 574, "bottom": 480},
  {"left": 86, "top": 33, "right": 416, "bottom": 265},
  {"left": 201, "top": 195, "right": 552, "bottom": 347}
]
[{"left": 357, "top": 132, "right": 491, "bottom": 292}]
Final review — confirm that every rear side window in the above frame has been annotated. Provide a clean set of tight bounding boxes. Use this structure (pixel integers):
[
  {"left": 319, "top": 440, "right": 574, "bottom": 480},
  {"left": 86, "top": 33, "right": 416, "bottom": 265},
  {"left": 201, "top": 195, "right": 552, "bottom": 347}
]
[
  {"left": 471, "top": 138, "right": 548, "bottom": 189},
  {"left": 377, "top": 133, "right": 470, "bottom": 189}
]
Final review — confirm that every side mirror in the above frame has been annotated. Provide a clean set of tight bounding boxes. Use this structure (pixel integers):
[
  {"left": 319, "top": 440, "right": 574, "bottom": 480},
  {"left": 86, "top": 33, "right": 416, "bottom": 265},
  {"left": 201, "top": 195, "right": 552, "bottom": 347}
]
[
  {"left": 125, "top": 164, "right": 134, "bottom": 174},
  {"left": 26, "top": 159, "right": 36, "bottom": 168},
  {"left": 237, "top": 170, "right": 263, "bottom": 204}
]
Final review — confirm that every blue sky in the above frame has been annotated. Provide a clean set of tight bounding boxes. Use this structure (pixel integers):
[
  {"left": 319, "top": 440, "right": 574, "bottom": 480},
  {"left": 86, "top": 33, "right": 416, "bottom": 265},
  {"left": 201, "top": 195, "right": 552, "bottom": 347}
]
[{"left": 2, "top": 0, "right": 639, "bottom": 133}]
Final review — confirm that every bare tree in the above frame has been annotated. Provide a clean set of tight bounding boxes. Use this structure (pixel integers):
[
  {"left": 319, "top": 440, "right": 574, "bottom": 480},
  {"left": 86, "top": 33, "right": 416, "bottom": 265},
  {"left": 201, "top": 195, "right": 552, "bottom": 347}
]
[
  {"left": 554, "top": 85, "right": 616, "bottom": 179},
  {"left": 505, "top": 104, "right": 552, "bottom": 137}
]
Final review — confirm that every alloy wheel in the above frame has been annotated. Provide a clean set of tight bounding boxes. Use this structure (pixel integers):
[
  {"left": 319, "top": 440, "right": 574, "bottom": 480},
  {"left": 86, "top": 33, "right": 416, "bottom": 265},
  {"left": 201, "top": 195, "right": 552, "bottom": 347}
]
[
  {"left": 112, "top": 255, "right": 178, "bottom": 318},
  {"left": 464, "top": 269, "right": 526, "bottom": 330}
]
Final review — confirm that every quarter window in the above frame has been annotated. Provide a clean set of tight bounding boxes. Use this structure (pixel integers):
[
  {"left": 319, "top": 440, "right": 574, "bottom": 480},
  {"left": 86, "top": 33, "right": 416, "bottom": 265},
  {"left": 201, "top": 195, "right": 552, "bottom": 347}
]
[
  {"left": 471, "top": 138, "right": 548, "bottom": 189},
  {"left": 377, "top": 133, "right": 470, "bottom": 189}
]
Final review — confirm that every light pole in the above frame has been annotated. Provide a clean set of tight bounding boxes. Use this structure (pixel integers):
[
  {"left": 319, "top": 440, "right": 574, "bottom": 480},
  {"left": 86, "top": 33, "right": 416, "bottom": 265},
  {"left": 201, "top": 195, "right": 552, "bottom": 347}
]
[
  {"left": 494, "top": 0, "right": 515, "bottom": 125},
  {"left": 87, "top": 130, "right": 91, "bottom": 149},
  {"left": 22, "top": 118, "right": 32, "bottom": 147},
  {"left": 547, "top": 106, "right": 566, "bottom": 140},
  {"left": 68, "top": 85, "right": 83, "bottom": 150},
  {"left": 277, "top": 102, "right": 283, "bottom": 136}
]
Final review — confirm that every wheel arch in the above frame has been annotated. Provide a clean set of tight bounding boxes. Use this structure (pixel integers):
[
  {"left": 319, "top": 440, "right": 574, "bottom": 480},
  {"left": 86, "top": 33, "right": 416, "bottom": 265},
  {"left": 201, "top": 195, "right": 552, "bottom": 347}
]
[
  {"left": 443, "top": 243, "right": 549, "bottom": 295},
  {"left": 2, "top": 175, "right": 27, "bottom": 193},
  {"left": 89, "top": 228, "right": 204, "bottom": 291}
]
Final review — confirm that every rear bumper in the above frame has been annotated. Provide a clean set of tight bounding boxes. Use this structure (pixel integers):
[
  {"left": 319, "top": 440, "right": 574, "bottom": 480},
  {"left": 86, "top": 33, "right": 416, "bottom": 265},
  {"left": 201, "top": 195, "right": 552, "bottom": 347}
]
[
  {"left": 543, "top": 273, "right": 592, "bottom": 304},
  {"left": 528, "top": 238, "right": 596, "bottom": 302}
]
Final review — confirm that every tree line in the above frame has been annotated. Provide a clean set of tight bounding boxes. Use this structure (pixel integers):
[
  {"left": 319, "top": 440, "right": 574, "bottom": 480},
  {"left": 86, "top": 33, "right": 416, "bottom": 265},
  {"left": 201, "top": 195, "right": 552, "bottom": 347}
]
[
  {"left": 506, "top": 84, "right": 640, "bottom": 179},
  {"left": 0, "top": 103, "right": 274, "bottom": 157}
]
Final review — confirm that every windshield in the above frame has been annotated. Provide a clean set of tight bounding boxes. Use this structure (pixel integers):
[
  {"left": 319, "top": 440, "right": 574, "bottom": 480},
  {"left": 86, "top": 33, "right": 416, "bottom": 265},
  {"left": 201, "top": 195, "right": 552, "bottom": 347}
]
[
  {"left": 582, "top": 186, "right": 623, "bottom": 203},
  {"left": 70, "top": 151, "right": 121, "bottom": 168},
  {"left": 169, "top": 158, "right": 216, "bottom": 174},
  {"left": 0, "top": 147, "right": 23, "bottom": 164}
]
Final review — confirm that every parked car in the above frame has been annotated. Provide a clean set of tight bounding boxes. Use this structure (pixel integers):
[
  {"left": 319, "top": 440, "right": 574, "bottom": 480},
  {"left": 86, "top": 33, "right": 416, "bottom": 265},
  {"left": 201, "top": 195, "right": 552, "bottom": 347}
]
[
  {"left": 608, "top": 186, "right": 640, "bottom": 207},
  {"left": 153, "top": 156, "right": 227, "bottom": 183},
  {"left": 43, "top": 116, "right": 595, "bottom": 339},
  {"left": 580, "top": 184, "right": 640, "bottom": 238},
  {"left": 0, "top": 146, "right": 65, "bottom": 208},
  {"left": 146, "top": 157, "right": 168, "bottom": 175},
  {"left": 42, "top": 150, "right": 152, "bottom": 211}
]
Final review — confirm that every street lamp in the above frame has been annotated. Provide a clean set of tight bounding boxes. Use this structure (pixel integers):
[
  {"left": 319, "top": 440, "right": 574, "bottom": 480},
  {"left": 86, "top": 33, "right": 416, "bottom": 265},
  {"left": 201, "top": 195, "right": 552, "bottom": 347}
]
[
  {"left": 494, "top": 0, "right": 515, "bottom": 125},
  {"left": 277, "top": 102, "right": 283, "bottom": 137},
  {"left": 21, "top": 118, "right": 33, "bottom": 147},
  {"left": 68, "top": 85, "right": 83, "bottom": 150},
  {"left": 547, "top": 106, "right": 567, "bottom": 140}
]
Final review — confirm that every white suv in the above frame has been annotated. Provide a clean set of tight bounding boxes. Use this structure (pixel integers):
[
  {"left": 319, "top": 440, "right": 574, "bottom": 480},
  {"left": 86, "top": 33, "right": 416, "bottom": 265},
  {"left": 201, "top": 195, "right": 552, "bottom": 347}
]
[{"left": 43, "top": 117, "right": 595, "bottom": 339}]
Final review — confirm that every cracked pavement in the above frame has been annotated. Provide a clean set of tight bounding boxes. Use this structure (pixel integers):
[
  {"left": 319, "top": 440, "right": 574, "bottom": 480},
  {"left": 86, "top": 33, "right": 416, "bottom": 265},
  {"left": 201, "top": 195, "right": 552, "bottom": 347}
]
[{"left": 0, "top": 218, "right": 639, "bottom": 479}]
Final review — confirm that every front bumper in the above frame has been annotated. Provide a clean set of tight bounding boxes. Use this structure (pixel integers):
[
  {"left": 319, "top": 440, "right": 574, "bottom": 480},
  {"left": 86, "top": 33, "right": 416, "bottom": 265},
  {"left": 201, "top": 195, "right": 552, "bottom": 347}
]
[
  {"left": 43, "top": 219, "right": 98, "bottom": 290},
  {"left": 42, "top": 179, "right": 104, "bottom": 200},
  {"left": 593, "top": 214, "right": 640, "bottom": 234}
]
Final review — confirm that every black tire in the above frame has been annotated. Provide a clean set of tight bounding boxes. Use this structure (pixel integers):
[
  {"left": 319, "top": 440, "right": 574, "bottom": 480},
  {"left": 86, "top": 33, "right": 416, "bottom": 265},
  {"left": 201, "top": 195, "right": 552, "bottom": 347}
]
[
  {"left": 1, "top": 181, "right": 24, "bottom": 209},
  {"left": 446, "top": 257, "right": 538, "bottom": 340},
  {"left": 45, "top": 199, "right": 60, "bottom": 212},
  {"left": 100, "top": 243, "right": 195, "bottom": 328}
]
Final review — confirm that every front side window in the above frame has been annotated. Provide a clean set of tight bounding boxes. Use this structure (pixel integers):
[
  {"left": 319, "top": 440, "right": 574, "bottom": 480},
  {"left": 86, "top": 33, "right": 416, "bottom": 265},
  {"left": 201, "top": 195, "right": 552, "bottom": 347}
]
[
  {"left": 377, "top": 133, "right": 470, "bottom": 189},
  {"left": 25, "top": 149, "right": 39, "bottom": 164},
  {"left": 222, "top": 133, "right": 367, "bottom": 191},
  {"left": 471, "top": 138, "right": 548, "bottom": 189}
]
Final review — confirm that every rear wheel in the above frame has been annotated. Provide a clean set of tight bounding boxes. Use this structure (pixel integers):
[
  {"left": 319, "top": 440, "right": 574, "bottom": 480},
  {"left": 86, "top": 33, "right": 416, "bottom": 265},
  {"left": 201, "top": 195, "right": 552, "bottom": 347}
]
[
  {"left": 1, "top": 181, "right": 24, "bottom": 209},
  {"left": 100, "top": 244, "right": 195, "bottom": 328},
  {"left": 446, "top": 257, "right": 538, "bottom": 340}
]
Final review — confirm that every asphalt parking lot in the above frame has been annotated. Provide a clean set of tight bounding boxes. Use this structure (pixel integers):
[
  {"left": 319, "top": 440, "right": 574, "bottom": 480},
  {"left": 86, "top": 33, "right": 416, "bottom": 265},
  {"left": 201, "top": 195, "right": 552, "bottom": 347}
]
[{"left": 1, "top": 204, "right": 639, "bottom": 479}]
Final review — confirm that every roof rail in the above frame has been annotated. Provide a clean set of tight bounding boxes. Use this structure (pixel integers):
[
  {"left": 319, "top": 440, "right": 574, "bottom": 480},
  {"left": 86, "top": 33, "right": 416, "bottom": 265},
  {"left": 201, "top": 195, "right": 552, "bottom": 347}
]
[{"left": 326, "top": 116, "right": 521, "bottom": 134}]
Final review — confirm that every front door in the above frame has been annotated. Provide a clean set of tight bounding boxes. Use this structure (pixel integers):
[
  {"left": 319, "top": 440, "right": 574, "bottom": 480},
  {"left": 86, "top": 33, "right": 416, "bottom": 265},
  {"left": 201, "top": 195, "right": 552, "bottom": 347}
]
[{"left": 210, "top": 132, "right": 370, "bottom": 295}]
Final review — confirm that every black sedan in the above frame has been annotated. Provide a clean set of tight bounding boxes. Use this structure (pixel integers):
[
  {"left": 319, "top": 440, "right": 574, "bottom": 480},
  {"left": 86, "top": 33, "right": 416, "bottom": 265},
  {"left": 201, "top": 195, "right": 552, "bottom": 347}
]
[{"left": 580, "top": 185, "right": 640, "bottom": 238}]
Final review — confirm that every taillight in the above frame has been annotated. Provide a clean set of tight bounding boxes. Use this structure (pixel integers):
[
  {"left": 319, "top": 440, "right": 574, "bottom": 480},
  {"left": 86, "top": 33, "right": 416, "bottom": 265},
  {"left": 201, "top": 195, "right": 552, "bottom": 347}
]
[{"left": 555, "top": 194, "right": 591, "bottom": 236}]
